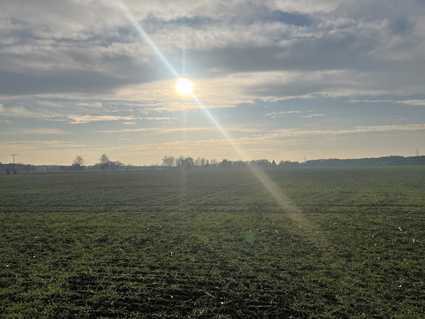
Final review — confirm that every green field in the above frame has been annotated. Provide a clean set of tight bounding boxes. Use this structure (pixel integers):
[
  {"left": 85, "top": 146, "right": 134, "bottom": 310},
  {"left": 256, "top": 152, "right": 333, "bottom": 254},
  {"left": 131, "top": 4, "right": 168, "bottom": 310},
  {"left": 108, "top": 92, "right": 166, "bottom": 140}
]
[{"left": 0, "top": 168, "right": 424, "bottom": 318}]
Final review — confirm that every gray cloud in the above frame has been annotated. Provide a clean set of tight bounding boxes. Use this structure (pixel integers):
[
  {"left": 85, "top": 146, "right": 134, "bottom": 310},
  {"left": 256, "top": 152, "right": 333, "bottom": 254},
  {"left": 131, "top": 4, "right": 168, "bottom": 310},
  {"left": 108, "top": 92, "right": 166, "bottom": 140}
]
[
  {"left": 1, "top": 0, "right": 424, "bottom": 98},
  {"left": 0, "top": 69, "right": 130, "bottom": 95}
]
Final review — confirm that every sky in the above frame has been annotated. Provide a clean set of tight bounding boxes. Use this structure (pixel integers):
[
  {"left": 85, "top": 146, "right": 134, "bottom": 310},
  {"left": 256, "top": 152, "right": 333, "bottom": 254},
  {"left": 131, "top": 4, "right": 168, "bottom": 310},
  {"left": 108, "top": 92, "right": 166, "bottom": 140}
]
[{"left": 1, "top": 0, "right": 425, "bottom": 165}]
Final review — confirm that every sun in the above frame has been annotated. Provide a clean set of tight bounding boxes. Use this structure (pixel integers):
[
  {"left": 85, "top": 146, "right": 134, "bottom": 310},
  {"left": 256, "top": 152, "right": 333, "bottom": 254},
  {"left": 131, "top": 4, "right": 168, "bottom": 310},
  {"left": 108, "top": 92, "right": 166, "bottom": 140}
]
[{"left": 176, "top": 78, "right": 193, "bottom": 96}]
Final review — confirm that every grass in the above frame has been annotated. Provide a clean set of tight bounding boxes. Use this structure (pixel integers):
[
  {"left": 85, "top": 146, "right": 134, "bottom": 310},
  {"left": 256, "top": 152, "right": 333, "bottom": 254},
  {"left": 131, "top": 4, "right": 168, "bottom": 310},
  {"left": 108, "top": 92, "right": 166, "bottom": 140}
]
[{"left": 0, "top": 167, "right": 424, "bottom": 318}]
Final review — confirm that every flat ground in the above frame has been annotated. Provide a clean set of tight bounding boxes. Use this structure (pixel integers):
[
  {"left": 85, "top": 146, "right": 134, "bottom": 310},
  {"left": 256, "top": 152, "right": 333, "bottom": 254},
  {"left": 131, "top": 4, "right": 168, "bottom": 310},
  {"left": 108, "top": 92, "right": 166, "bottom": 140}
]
[{"left": 0, "top": 167, "right": 424, "bottom": 318}]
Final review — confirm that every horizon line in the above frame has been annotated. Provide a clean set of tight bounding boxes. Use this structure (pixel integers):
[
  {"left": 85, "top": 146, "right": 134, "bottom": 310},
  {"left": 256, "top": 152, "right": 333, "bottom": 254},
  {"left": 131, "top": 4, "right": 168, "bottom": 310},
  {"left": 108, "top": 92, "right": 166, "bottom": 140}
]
[{"left": 1, "top": 153, "right": 424, "bottom": 167}]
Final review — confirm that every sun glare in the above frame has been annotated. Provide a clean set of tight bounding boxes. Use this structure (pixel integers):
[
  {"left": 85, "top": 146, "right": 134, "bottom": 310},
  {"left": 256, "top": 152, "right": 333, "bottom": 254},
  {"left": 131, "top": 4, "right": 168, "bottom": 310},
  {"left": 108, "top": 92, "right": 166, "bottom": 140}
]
[{"left": 176, "top": 78, "right": 193, "bottom": 96}]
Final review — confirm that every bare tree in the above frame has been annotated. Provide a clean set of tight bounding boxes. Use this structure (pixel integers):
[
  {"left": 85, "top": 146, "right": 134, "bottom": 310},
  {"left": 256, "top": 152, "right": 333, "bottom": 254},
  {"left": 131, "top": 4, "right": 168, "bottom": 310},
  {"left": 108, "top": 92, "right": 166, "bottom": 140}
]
[
  {"left": 162, "top": 156, "right": 175, "bottom": 167},
  {"left": 96, "top": 154, "right": 125, "bottom": 170},
  {"left": 100, "top": 154, "right": 110, "bottom": 165},
  {"left": 176, "top": 156, "right": 194, "bottom": 169},
  {"left": 72, "top": 155, "right": 84, "bottom": 168}
]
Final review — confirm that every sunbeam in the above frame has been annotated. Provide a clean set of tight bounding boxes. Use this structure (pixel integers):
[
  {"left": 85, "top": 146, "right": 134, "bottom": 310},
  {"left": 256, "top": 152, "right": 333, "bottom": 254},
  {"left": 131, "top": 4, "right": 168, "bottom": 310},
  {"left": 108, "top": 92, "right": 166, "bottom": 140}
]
[
  {"left": 191, "top": 94, "right": 310, "bottom": 223},
  {"left": 111, "top": 0, "right": 320, "bottom": 235},
  {"left": 4, "top": 1, "right": 424, "bottom": 317},
  {"left": 113, "top": 2, "right": 179, "bottom": 78}
]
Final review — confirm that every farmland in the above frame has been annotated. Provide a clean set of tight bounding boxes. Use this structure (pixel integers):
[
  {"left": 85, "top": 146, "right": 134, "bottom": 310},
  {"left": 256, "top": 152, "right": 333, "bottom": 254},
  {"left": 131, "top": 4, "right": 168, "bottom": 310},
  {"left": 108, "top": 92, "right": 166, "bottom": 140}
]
[{"left": 0, "top": 167, "right": 424, "bottom": 318}]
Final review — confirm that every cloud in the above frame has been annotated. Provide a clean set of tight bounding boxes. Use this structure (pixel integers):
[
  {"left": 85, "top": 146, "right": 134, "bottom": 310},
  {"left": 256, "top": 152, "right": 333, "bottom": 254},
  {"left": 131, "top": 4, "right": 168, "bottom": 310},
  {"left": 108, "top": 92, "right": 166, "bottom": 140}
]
[
  {"left": 268, "top": 10, "right": 314, "bottom": 26},
  {"left": 302, "top": 113, "right": 324, "bottom": 119},
  {"left": 68, "top": 115, "right": 136, "bottom": 124},
  {"left": 140, "top": 116, "right": 175, "bottom": 121},
  {"left": 1, "top": 0, "right": 425, "bottom": 99},
  {"left": 265, "top": 110, "right": 301, "bottom": 119},
  {"left": 98, "top": 126, "right": 260, "bottom": 135},
  {"left": 0, "top": 69, "right": 137, "bottom": 96},
  {"left": 146, "top": 123, "right": 425, "bottom": 147},
  {"left": 261, "top": 124, "right": 425, "bottom": 140},
  {"left": 98, "top": 123, "right": 425, "bottom": 148},
  {"left": 1, "top": 0, "right": 425, "bottom": 163},
  {"left": 0, "top": 103, "right": 60, "bottom": 119},
  {"left": 399, "top": 100, "right": 425, "bottom": 107},
  {"left": 106, "top": 123, "right": 425, "bottom": 157},
  {"left": 265, "top": 109, "right": 327, "bottom": 120},
  {"left": 20, "top": 128, "right": 66, "bottom": 135}
]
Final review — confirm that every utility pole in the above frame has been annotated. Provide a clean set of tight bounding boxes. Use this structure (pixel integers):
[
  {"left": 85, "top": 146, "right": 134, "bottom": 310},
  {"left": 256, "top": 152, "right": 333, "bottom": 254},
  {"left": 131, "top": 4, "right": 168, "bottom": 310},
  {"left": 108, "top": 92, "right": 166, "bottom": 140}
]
[{"left": 11, "top": 154, "right": 18, "bottom": 175}]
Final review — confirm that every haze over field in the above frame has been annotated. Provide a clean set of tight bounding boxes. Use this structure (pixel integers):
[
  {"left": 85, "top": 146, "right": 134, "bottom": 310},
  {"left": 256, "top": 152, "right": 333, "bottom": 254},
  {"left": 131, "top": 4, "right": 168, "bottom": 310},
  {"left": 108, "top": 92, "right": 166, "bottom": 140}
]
[{"left": 1, "top": 0, "right": 425, "bottom": 164}]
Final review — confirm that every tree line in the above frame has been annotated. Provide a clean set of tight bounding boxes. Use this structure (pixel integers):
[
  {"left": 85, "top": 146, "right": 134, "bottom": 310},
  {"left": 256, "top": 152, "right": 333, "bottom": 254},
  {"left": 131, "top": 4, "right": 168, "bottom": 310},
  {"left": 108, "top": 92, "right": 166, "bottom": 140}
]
[
  {"left": 71, "top": 154, "right": 124, "bottom": 170},
  {"left": 161, "top": 156, "right": 295, "bottom": 169},
  {"left": 161, "top": 155, "right": 425, "bottom": 169},
  {"left": 2, "top": 154, "right": 425, "bottom": 174}
]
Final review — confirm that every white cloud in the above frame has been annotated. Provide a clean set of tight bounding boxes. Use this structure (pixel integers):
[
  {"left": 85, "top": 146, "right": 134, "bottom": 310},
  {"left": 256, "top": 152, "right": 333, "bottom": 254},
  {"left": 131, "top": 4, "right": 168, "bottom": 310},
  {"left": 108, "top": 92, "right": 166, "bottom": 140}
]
[
  {"left": 264, "top": 124, "right": 425, "bottom": 139},
  {"left": 265, "top": 110, "right": 301, "bottom": 119},
  {"left": 21, "top": 128, "right": 66, "bottom": 135},
  {"left": 0, "top": 104, "right": 60, "bottom": 119},
  {"left": 140, "top": 116, "right": 175, "bottom": 121},
  {"left": 302, "top": 113, "right": 324, "bottom": 119},
  {"left": 399, "top": 100, "right": 425, "bottom": 107},
  {"left": 98, "top": 126, "right": 260, "bottom": 135},
  {"left": 68, "top": 115, "right": 135, "bottom": 124}
]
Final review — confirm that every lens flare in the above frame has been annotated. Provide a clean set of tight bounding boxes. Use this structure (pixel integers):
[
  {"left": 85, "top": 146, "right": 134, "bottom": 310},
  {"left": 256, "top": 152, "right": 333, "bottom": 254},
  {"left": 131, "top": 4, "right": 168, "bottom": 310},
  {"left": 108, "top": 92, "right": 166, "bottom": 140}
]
[
  {"left": 111, "top": 0, "right": 328, "bottom": 246},
  {"left": 113, "top": 0, "right": 301, "bottom": 214}
]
